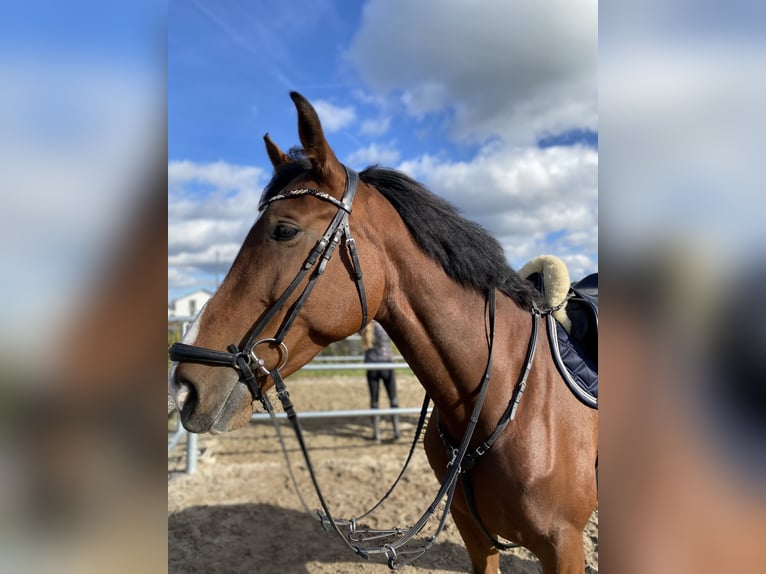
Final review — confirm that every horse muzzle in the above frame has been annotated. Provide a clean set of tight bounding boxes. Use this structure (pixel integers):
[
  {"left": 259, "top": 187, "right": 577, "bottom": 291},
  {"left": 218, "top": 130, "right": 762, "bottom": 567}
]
[{"left": 169, "top": 362, "right": 254, "bottom": 434}]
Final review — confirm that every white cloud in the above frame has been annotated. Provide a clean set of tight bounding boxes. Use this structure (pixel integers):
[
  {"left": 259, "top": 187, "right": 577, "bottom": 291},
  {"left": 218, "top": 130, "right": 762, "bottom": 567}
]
[
  {"left": 167, "top": 143, "right": 597, "bottom": 296},
  {"left": 345, "top": 141, "right": 401, "bottom": 169},
  {"left": 397, "top": 143, "right": 598, "bottom": 275},
  {"left": 312, "top": 99, "right": 357, "bottom": 133},
  {"left": 168, "top": 160, "right": 263, "bottom": 193},
  {"left": 168, "top": 218, "right": 250, "bottom": 253},
  {"left": 168, "top": 267, "right": 201, "bottom": 290},
  {"left": 168, "top": 242, "right": 243, "bottom": 268},
  {"left": 347, "top": 0, "right": 597, "bottom": 145},
  {"left": 168, "top": 160, "right": 267, "bottom": 292},
  {"left": 560, "top": 253, "right": 596, "bottom": 281},
  {"left": 168, "top": 160, "right": 265, "bottom": 221},
  {"left": 359, "top": 116, "right": 391, "bottom": 136},
  {"left": 400, "top": 82, "right": 449, "bottom": 118}
]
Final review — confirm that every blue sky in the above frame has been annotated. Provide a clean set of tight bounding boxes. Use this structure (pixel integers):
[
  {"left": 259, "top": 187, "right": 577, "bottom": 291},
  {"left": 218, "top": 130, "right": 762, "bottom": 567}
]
[{"left": 169, "top": 0, "right": 598, "bottom": 303}]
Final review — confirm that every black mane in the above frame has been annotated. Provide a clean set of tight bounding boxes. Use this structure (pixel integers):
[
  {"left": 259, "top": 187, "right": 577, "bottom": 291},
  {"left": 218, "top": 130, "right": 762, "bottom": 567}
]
[
  {"left": 260, "top": 158, "right": 539, "bottom": 310},
  {"left": 360, "top": 167, "right": 540, "bottom": 310}
]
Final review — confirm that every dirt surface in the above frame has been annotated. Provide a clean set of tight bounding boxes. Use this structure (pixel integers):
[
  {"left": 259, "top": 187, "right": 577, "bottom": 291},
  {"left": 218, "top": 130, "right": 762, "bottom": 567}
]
[{"left": 168, "top": 375, "right": 598, "bottom": 573}]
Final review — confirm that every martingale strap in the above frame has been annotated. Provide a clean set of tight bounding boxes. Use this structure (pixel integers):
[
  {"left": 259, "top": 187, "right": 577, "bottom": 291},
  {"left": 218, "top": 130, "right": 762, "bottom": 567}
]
[{"left": 437, "top": 304, "right": 542, "bottom": 551}]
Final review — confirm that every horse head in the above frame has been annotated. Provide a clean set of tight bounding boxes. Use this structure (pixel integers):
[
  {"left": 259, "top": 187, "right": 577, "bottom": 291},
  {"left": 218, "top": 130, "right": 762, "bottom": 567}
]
[{"left": 169, "top": 92, "right": 387, "bottom": 434}]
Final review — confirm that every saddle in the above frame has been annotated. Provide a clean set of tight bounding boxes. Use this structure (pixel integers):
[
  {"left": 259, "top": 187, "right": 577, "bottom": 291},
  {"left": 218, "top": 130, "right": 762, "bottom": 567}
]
[{"left": 519, "top": 256, "right": 598, "bottom": 409}]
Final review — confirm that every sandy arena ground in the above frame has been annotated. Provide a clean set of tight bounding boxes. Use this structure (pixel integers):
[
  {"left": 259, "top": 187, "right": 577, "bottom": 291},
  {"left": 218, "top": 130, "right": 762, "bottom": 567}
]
[{"left": 168, "top": 374, "right": 598, "bottom": 573}]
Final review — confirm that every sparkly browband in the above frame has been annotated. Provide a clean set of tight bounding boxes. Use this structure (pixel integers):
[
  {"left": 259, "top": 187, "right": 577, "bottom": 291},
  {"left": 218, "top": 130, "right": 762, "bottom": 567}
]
[{"left": 259, "top": 187, "right": 351, "bottom": 212}]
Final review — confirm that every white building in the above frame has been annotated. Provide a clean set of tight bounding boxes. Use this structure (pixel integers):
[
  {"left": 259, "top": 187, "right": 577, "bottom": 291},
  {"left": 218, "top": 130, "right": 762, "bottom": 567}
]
[{"left": 168, "top": 289, "right": 213, "bottom": 320}]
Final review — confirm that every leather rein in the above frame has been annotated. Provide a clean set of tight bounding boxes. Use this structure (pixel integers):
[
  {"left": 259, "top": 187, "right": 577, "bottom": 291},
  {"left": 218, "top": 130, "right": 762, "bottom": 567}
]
[{"left": 168, "top": 165, "right": 544, "bottom": 568}]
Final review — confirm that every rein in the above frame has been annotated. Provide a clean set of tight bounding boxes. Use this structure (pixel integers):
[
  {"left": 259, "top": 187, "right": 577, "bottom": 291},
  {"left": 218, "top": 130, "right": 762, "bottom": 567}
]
[{"left": 167, "top": 165, "right": 541, "bottom": 567}]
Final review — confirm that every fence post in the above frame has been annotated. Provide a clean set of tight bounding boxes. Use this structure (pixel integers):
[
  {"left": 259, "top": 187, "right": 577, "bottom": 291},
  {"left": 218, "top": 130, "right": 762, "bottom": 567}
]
[{"left": 186, "top": 432, "right": 198, "bottom": 474}]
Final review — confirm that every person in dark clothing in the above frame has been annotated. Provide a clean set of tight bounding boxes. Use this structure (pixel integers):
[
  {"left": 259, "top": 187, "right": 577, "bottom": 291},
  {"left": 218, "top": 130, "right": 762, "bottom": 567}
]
[{"left": 362, "top": 321, "right": 401, "bottom": 441}]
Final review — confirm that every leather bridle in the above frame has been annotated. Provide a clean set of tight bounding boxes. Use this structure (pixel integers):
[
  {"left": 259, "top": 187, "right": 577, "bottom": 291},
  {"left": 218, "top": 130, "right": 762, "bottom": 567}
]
[{"left": 168, "top": 165, "right": 368, "bottom": 406}]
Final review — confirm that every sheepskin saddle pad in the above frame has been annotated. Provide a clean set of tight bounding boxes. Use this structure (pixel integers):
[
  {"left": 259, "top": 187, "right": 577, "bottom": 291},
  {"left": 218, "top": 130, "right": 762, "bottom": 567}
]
[{"left": 519, "top": 255, "right": 598, "bottom": 409}]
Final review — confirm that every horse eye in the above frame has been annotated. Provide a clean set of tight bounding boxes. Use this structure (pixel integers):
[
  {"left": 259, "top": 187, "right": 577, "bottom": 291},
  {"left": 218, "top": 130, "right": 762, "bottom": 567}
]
[{"left": 273, "top": 223, "right": 300, "bottom": 241}]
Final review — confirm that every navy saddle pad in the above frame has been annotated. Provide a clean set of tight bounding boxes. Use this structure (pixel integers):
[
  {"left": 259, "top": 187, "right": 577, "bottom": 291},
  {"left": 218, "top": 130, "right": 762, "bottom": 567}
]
[{"left": 529, "top": 272, "right": 598, "bottom": 409}]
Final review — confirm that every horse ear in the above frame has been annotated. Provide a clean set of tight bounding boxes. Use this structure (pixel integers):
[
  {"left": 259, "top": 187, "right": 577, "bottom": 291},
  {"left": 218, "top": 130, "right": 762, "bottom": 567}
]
[
  {"left": 290, "top": 91, "right": 342, "bottom": 178},
  {"left": 263, "top": 133, "right": 290, "bottom": 168}
]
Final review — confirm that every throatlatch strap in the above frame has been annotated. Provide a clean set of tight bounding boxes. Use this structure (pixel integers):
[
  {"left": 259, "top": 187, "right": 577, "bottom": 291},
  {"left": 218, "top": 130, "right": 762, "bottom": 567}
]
[{"left": 345, "top": 231, "right": 368, "bottom": 332}]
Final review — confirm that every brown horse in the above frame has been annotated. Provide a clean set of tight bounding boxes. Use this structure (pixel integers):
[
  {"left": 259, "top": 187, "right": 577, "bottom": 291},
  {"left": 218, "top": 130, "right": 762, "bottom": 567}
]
[{"left": 169, "top": 92, "right": 597, "bottom": 574}]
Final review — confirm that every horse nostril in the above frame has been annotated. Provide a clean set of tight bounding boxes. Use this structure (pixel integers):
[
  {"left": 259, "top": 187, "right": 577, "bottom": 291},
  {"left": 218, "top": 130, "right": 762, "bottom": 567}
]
[{"left": 174, "top": 380, "right": 194, "bottom": 412}]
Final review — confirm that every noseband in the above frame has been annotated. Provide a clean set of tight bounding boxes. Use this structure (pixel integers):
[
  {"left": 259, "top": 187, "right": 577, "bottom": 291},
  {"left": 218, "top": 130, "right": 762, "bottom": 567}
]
[{"left": 168, "top": 165, "right": 368, "bottom": 405}]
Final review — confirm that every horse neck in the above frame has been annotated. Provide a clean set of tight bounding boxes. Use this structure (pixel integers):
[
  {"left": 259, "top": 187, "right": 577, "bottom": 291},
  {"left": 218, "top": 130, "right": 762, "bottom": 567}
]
[{"left": 372, "top": 223, "right": 531, "bottom": 434}]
